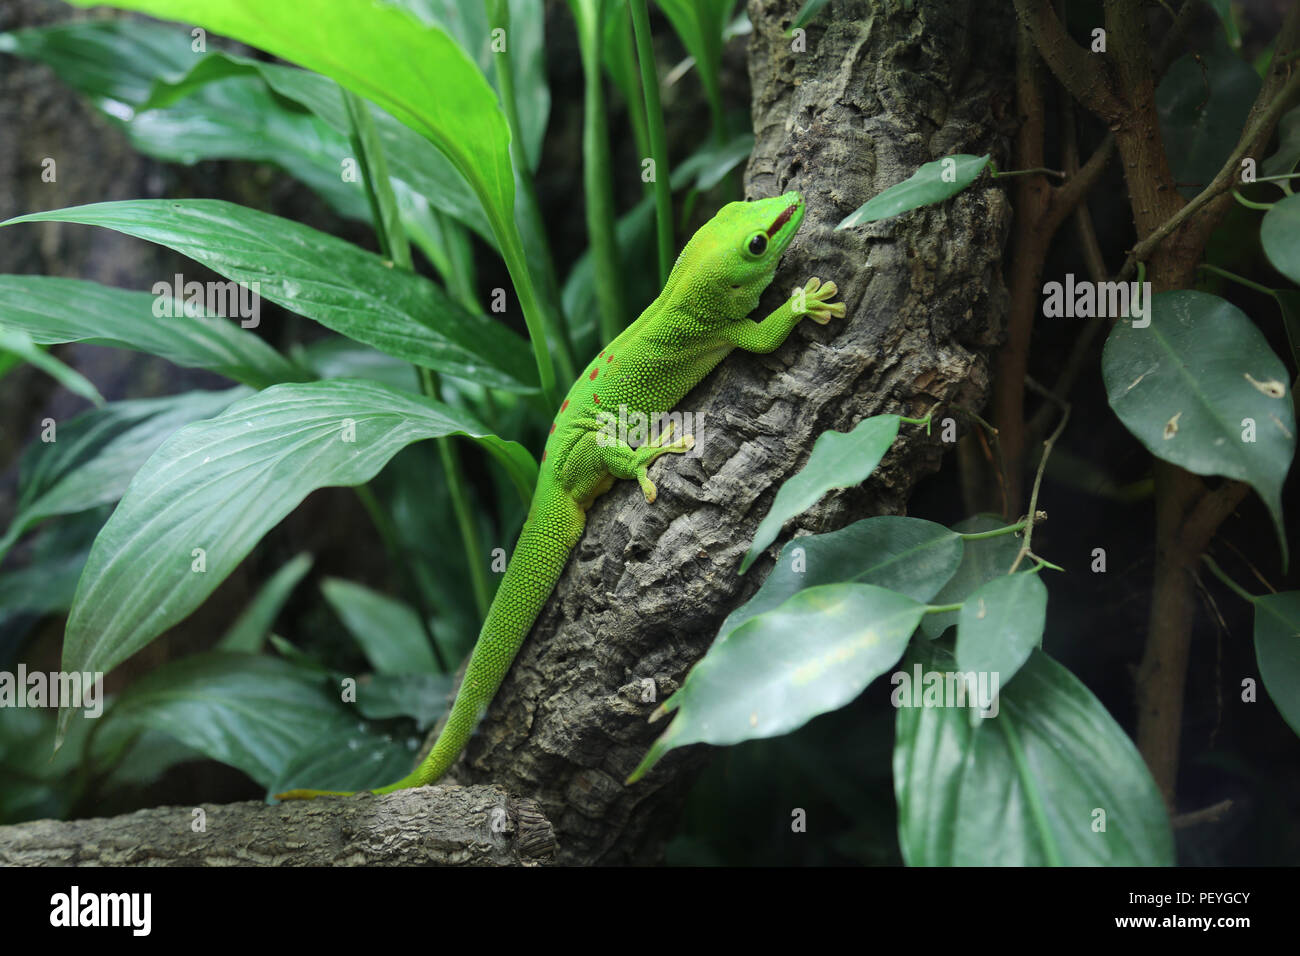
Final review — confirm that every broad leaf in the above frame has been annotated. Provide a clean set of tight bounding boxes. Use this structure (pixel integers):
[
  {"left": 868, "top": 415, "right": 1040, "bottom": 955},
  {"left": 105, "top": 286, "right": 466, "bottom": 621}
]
[
  {"left": 3, "top": 200, "right": 537, "bottom": 391},
  {"left": 320, "top": 577, "right": 438, "bottom": 674},
  {"left": 894, "top": 643, "right": 1174, "bottom": 865},
  {"left": 720, "top": 516, "right": 962, "bottom": 642},
  {"left": 0, "top": 276, "right": 302, "bottom": 388},
  {"left": 267, "top": 729, "right": 418, "bottom": 797},
  {"left": 0, "top": 388, "right": 248, "bottom": 561},
  {"left": 67, "top": 0, "right": 517, "bottom": 258},
  {"left": 1103, "top": 290, "right": 1294, "bottom": 563},
  {"left": 1261, "top": 193, "right": 1300, "bottom": 286},
  {"left": 1254, "top": 591, "right": 1300, "bottom": 739},
  {"left": 838, "top": 155, "right": 990, "bottom": 229},
  {"left": 741, "top": 415, "right": 903, "bottom": 573},
  {"left": 0, "top": 21, "right": 368, "bottom": 221},
  {"left": 59, "top": 379, "right": 535, "bottom": 739},
  {"left": 630, "top": 583, "right": 923, "bottom": 781},
  {"left": 351, "top": 672, "right": 453, "bottom": 730},
  {"left": 955, "top": 572, "right": 1047, "bottom": 687},
  {"left": 101, "top": 652, "right": 355, "bottom": 788},
  {"left": 144, "top": 53, "right": 494, "bottom": 244}
]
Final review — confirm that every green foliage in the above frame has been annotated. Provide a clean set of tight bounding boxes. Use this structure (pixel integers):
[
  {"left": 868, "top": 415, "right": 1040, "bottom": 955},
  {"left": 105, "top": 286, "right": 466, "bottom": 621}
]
[
  {"left": 1253, "top": 592, "right": 1300, "bottom": 738},
  {"left": 320, "top": 578, "right": 438, "bottom": 674},
  {"left": 0, "top": 388, "right": 248, "bottom": 562},
  {"left": 740, "top": 415, "right": 910, "bottom": 573},
  {"left": 837, "top": 155, "right": 990, "bottom": 228},
  {"left": 3, "top": 201, "right": 538, "bottom": 392},
  {"left": 57, "top": 380, "right": 534, "bottom": 741},
  {"left": 1102, "top": 290, "right": 1294, "bottom": 562},
  {"left": 894, "top": 643, "right": 1174, "bottom": 866},
  {"left": 631, "top": 583, "right": 926, "bottom": 782},
  {"left": 0, "top": 276, "right": 305, "bottom": 388}
]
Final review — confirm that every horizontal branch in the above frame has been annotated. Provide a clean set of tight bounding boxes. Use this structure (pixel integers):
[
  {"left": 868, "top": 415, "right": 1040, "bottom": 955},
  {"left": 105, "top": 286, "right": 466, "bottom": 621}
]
[{"left": 0, "top": 786, "right": 555, "bottom": 866}]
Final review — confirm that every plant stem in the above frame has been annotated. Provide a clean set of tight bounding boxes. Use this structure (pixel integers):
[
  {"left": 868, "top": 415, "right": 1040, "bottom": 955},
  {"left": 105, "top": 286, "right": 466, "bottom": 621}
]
[
  {"left": 1200, "top": 554, "right": 1259, "bottom": 604},
  {"left": 419, "top": 368, "right": 493, "bottom": 621},
  {"left": 1232, "top": 189, "right": 1275, "bottom": 211},
  {"left": 487, "top": 0, "right": 577, "bottom": 383},
  {"left": 630, "top": 0, "right": 675, "bottom": 286},
  {"left": 1197, "top": 262, "right": 1276, "bottom": 297},
  {"left": 959, "top": 521, "right": 1029, "bottom": 540},
  {"left": 572, "top": 0, "right": 626, "bottom": 342}
]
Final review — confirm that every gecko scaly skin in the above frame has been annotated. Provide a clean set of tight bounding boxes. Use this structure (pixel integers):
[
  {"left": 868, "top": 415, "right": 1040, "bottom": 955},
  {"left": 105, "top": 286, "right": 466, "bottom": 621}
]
[{"left": 277, "top": 191, "right": 844, "bottom": 799}]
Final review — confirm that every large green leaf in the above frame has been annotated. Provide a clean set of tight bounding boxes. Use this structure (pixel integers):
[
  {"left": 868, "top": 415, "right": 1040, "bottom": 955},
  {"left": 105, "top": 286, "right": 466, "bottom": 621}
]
[
  {"left": 100, "top": 653, "right": 355, "bottom": 788},
  {"left": 0, "top": 276, "right": 303, "bottom": 388},
  {"left": 1261, "top": 193, "right": 1300, "bottom": 286},
  {"left": 0, "top": 388, "right": 248, "bottom": 561},
  {"left": 59, "top": 379, "right": 536, "bottom": 736},
  {"left": 838, "top": 155, "right": 990, "bottom": 229},
  {"left": 67, "top": 0, "right": 517, "bottom": 252},
  {"left": 630, "top": 583, "right": 924, "bottom": 781},
  {"left": 954, "top": 571, "right": 1047, "bottom": 687},
  {"left": 1103, "top": 290, "right": 1294, "bottom": 563},
  {"left": 1254, "top": 591, "right": 1300, "bottom": 739},
  {"left": 894, "top": 643, "right": 1174, "bottom": 865},
  {"left": 267, "top": 729, "right": 417, "bottom": 797},
  {"left": 351, "top": 672, "right": 452, "bottom": 731},
  {"left": 0, "top": 21, "right": 368, "bottom": 221},
  {"left": 720, "top": 516, "right": 963, "bottom": 643},
  {"left": 143, "top": 53, "right": 495, "bottom": 244},
  {"left": 740, "top": 415, "right": 903, "bottom": 573},
  {"left": 3, "top": 200, "right": 538, "bottom": 392},
  {"left": 320, "top": 577, "right": 438, "bottom": 674}
]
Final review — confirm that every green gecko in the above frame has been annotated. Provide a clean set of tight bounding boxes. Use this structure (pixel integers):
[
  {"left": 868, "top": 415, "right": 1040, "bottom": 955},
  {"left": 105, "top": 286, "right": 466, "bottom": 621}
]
[{"left": 277, "top": 191, "right": 844, "bottom": 800}]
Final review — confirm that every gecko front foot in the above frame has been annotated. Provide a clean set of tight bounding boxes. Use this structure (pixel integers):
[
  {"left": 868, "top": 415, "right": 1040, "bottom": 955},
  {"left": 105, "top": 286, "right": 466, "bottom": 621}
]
[{"left": 795, "top": 276, "right": 846, "bottom": 325}]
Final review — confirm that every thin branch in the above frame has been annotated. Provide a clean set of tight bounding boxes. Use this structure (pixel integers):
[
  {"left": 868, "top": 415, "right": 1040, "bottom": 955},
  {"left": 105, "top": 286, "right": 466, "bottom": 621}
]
[{"left": 1012, "top": 0, "right": 1123, "bottom": 119}]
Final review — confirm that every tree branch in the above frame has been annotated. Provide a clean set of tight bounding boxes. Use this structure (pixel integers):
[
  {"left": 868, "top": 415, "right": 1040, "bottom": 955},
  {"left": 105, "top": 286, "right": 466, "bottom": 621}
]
[{"left": 0, "top": 786, "right": 555, "bottom": 866}]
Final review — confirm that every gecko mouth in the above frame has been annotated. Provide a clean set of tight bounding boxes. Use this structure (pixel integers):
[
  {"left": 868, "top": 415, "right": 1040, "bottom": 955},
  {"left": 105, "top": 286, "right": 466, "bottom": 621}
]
[{"left": 765, "top": 203, "right": 798, "bottom": 238}]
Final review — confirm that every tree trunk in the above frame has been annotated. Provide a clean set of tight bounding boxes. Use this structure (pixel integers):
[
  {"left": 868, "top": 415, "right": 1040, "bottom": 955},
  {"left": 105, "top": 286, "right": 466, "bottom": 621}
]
[{"left": 446, "top": 0, "right": 1014, "bottom": 865}]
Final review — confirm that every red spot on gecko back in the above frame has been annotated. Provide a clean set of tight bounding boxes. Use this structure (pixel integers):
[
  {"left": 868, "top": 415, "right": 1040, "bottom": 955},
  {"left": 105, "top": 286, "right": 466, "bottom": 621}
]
[
  {"left": 593, "top": 393, "right": 600, "bottom": 404},
  {"left": 589, "top": 368, "right": 598, "bottom": 381},
  {"left": 606, "top": 353, "right": 614, "bottom": 363},
  {"left": 560, "top": 399, "right": 569, "bottom": 412},
  {"left": 549, "top": 422, "right": 556, "bottom": 434},
  {"left": 541, "top": 450, "right": 547, "bottom": 462}
]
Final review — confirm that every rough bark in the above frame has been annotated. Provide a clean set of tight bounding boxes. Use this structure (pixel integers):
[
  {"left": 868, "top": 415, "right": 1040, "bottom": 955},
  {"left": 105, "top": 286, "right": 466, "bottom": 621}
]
[
  {"left": 445, "top": 0, "right": 1014, "bottom": 865},
  {"left": 0, "top": 786, "right": 554, "bottom": 866}
]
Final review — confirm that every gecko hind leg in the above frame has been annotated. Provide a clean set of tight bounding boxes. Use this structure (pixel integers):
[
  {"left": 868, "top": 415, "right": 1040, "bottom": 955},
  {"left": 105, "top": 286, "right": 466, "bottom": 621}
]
[{"left": 600, "top": 423, "right": 695, "bottom": 504}]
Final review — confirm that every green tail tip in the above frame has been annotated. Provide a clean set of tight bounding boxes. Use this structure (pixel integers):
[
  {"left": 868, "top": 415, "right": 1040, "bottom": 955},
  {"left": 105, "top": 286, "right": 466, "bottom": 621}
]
[{"left": 274, "top": 788, "right": 357, "bottom": 801}]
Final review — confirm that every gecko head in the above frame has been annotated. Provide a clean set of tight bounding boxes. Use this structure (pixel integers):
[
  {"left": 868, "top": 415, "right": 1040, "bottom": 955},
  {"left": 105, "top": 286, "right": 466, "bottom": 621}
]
[{"left": 669, "top": 191, "right": 805, "bottom": 319}]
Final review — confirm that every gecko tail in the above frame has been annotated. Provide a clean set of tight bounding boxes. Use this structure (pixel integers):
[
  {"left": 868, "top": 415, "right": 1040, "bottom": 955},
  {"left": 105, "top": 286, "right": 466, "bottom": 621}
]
[{"left": 277, "top": 490, "right": 586, "bottom": 801}]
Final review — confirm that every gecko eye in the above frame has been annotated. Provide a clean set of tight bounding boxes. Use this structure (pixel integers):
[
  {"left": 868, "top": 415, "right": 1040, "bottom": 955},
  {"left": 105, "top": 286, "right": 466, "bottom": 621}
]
[{"left": 745, "top": 232, "right": 768, "bottom": 258}]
